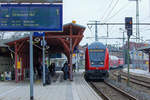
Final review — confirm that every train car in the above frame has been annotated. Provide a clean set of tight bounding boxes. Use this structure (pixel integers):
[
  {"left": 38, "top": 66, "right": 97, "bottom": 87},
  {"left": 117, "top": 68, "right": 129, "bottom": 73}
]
[
  {"left": 109, "top": 55, "right": 124, "bottom": 69},
  {"left": 109, "top": 55, "right": 119, "bottom": 69},
  {"left": 118, "top": 58, "right": 124, "bottom": 68},
  {"left": 85, "top": 42, "right": 109, "bottom": 80}
]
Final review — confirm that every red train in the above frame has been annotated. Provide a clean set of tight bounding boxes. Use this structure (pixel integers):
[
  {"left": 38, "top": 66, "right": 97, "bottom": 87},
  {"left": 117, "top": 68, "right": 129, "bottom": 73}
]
[
  {"left": 109, "top": 55, "right": 124, "bottom": 69},
  {"left": 85, "top": 42, "right": 109, "bottom": 80}
]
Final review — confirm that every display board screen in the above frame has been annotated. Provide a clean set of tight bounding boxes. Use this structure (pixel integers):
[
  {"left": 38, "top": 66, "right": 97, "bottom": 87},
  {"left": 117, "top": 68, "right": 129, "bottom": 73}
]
[
  {"left": 0, "top": 4, "right": 62, "bottom": 31},
  {"left": 89, "top": 49, "right": 104, "bottom": 52},
  {"left": 0, "top": 0, "right": 62, "bottom": 3}
]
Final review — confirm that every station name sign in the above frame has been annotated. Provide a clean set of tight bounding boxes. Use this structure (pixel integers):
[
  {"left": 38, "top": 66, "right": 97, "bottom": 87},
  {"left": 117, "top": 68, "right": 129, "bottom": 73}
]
[
  {"left": 0, "top": 4, "right": 63, "bottom": 31},
  {"left": 0, "top": 0, "right": 62, "bottom": 3}
]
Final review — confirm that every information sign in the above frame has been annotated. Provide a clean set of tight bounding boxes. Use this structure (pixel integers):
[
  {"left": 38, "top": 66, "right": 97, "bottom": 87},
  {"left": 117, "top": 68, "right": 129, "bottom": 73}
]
[
  {"left": 0, "top": 4, "right": 63, "bottom": 31},
  {"left": 33, "top": 32, "right": 45, "bottom": 37},
  {"left": 0, "top": 0, "right": 62, "bottom": 3}
]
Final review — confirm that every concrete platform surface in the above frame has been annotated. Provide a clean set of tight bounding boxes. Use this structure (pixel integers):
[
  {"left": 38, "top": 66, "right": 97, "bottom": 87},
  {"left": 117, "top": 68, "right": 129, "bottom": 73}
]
[{"left": 0, "top": 71, "right": 102, "bottom": 100}]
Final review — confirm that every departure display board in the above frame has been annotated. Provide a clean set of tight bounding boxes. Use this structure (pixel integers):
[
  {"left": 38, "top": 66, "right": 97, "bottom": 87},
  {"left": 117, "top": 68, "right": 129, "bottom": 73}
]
[
  {"left": 0, "top": 0, "right": 62, "bottom": 3},
  {"left": 89, "top": 49, "right": 104, "bottom": 52},
  {"left": 0, "top": 4, "right": 63, "bottom": 31}
]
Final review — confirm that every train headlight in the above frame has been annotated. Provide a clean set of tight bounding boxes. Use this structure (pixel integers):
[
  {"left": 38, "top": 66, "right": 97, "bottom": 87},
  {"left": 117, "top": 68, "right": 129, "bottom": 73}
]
[
  {"left": 100, "top": 61, "right": 104, "bottom": 65},
  {"left": 91, "top": 61, "right": 94, "bottom": 65}
]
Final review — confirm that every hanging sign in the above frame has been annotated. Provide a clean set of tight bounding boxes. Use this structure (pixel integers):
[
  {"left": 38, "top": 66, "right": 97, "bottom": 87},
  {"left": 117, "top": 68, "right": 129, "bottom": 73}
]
[
  {"left": 0, "top": 4, "right": 63, "bottom": 31},
  {"left": 0, "top": 0, "right": 62, "bottom": 3}
]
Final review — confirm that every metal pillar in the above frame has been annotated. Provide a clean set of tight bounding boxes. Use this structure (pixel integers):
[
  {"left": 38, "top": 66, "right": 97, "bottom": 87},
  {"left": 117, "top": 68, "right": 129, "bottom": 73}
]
[
  {"left": 15, "top": 43, "right": 18, "bottom": 83},
  {"left": 95, "top": 21, "right": 98, "bottom": 41},
  {"left": 43, "top": 34, "right": 46, "bottom": 85},
  {"left": 30, "top": 32, "right": 34, "bottom": 100},
  {"left": 107, "top": 24, "right": 109, "bottom": 37},
  {"left": 21, "top": 55, "right": 24, "bottom": 81},
  {"left": 122, "top": 31, "right": 125, "bottom": 64},
  {"left": 70, "top": 26, "right": 73, "bottom": 81},
  {"left": 127, "top": 36, "right": 130, "bottom": 86},
  {"left": 149, "top": 53, "right": 150, "bottom": 72},
  {"left": 136, "top": 0, "right": 140, "bottom": 43}
]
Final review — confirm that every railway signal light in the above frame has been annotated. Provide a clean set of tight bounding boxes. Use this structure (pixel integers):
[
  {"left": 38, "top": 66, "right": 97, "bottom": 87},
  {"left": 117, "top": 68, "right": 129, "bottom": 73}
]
[
  {"left": 125, "top": 17, "right": 133, "bottom": 37},
  {"left": 125, "top": 17, "right": 133, "bottom": 86}
]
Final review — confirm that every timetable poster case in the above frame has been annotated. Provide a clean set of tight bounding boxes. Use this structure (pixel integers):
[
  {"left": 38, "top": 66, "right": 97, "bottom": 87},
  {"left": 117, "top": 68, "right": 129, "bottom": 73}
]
[
  {"left": 0, "top": 4, "right": 63, "bottom": 31},
  {"left": 0, "top": 0, "right": 62, "bottom": 3}
]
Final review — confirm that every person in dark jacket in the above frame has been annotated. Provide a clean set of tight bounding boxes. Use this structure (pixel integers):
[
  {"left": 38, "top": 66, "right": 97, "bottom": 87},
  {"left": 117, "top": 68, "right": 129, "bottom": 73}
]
[
  {"left": 36, "top": 62, "right": 42, "bottom": 79},
  {"left": 45, "top": 64, "right": 51, "bottom": 85},
  {"left": 73, "top": 64, "right": 76, "bottom": 72},
  {"left": 62, "top": 62, "right": 69, "bottom": 80}
]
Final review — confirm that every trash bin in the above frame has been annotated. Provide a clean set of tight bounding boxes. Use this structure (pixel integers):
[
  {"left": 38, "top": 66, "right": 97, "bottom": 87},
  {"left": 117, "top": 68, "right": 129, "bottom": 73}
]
[
  {"left": 5, "top": 72, "right": 8, "bottom": 80},
  {"left": 0, "top": 73, "right": 1, "bottom": 80},
  {"left": 8, "top": 72, "right": 11, "bottom": 80},
  {"left": 1, "top": 73, "right": 4, "bottom": 81}
]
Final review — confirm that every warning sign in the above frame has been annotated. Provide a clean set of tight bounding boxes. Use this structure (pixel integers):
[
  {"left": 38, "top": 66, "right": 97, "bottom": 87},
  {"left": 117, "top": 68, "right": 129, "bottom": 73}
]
[{"left": 17, "top": 61, "right": 21, "bottom": 69}]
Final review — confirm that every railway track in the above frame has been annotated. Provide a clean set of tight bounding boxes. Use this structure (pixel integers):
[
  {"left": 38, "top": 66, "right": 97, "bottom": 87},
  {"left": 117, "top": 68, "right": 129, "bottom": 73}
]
[
  {"left": 89, "top": 81, "right": 137, "bottom": 100},
  {"left": 111, "top": 70, "right": 150, "bottom": 88}
]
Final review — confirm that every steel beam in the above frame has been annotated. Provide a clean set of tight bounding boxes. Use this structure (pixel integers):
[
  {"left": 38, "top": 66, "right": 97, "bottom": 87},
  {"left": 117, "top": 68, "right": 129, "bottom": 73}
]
[{"left": 87, "top": 23, "right": 150, "bottom": 25}]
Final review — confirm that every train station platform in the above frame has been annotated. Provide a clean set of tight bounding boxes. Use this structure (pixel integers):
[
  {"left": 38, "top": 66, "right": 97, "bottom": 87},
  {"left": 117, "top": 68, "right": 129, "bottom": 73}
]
[
  {"left": 0, "top": 70, "right": 102, "bottom": 100},
  {"left": 123, "top": 68, "right": 150, "bottom": 78}
]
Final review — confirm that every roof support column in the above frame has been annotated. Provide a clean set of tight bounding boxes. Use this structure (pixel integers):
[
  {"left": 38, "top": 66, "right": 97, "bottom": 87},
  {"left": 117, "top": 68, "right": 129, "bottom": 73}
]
[
  {"left": 15, "top": 42, "right": 18, "bottom": 83},
  {"left": 149, "top": 53, "right": 150, "bottom": 72},
  {"left": 21, "top": 55, "right": 24, "bottom": 81},
  {"left": 69, "top": 25, "right": 73, "bottom": 81}
]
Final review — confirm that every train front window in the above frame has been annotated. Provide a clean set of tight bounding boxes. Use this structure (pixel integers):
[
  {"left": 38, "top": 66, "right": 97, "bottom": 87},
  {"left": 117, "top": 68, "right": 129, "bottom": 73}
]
[{"left": 89, "top": 49, "right": 105, "bottom": 66}]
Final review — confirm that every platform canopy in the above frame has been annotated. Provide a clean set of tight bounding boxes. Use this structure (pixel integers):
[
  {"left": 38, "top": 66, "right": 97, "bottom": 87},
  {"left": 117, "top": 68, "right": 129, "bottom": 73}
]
[
  {"left": 138, "top": 46, "right": 150, "bottom": 54},
  {"left": 6, "top": 23, "right": 86, "bottom": 60},
  {"left": 2, "top": 22, "right": 85, "bottom": 82},
  {"left": 138, "top": 46, "right": 150, "bottom": 72}
]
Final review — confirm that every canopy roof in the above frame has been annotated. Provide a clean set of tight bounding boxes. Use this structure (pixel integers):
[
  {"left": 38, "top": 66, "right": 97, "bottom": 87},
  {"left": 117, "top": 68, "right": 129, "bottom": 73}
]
[
  {"left": 138, "top": 46, "right": 150, "bottom": 54},
  {"left": 6, "top": 23, "right": 86, "bottom": 59}
]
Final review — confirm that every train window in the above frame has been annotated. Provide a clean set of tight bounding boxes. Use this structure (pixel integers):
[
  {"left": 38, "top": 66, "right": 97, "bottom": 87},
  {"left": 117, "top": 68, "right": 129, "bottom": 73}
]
[{"left": 89, "top": 49, "right": 105, "bottom": 66}]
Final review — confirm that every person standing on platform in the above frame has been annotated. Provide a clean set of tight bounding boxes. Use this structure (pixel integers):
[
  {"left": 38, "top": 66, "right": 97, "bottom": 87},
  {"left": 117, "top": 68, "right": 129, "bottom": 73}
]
[
  {"left": 45, "top": 64, "right": 51, "bottom": 85},
  {"left": 51, "top": 63, "right": 56, "bottom": 76},
  {"left": 62, "top": 62, "right": 69, "bottom": 80},
  {"left": 73, "top": 64, "right": 76, "bottom": 72}
]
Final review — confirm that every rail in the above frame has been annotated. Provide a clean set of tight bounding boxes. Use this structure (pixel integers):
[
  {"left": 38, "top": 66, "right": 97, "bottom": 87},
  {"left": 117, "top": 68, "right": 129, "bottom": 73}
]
[{"left": 89, "top": 81, "right": 137, "bottom": 100}]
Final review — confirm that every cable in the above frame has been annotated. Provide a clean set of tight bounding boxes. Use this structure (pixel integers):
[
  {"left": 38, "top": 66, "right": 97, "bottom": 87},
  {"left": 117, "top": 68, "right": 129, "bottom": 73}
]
[
  {"left": 106, "top": 2, "right": 130, "bottom": 22},
  {"left": 101, "top": 0, "right": 114, "bottom": 21},
  {"left": 103, "top": 0, "right": 120, "bottom": 22}
]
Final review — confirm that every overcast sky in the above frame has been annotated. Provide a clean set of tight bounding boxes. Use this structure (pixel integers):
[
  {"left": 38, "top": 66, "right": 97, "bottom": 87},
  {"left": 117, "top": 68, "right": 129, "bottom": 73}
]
[{"left": 63, "top": 0, "right": 150, "bottom": 46}]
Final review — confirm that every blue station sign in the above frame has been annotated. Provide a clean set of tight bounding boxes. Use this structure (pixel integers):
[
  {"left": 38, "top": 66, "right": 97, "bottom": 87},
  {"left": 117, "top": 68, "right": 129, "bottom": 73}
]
[
  {"left": 0, "top": 4, "right": 63, "bottom": 31},
  {"left": 0, "top": 0, "right": 63, "bottom": 3}
]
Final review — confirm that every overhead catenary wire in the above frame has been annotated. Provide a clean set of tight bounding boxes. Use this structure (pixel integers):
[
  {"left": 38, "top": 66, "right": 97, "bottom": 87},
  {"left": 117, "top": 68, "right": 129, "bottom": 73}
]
[
  {"left": 101, "top": 0, "right": 114, "bottom": 21},
  {"left": 103, "top": 0, "right": 120, "bottom": 22},
  {"left": 106, "top": 2, "right": 130, "bottom": 22},
  {"left": 100, "top": 0, "right": 120, "bottom": 39}
]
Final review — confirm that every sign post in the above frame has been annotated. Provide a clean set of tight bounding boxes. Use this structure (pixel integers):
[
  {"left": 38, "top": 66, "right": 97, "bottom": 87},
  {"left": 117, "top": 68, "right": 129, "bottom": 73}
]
[
  {"left": 33, "top": 32, "right": 46, "bottom": 86},
  {"left": 42, "top": 33, "right": 46, "bottom": 86},
  {"left": 125, "top": 17, "right": 133, "bottom": 86},
  {"left": 30, "top": 32, "right": 34, "bottom": 100}
]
